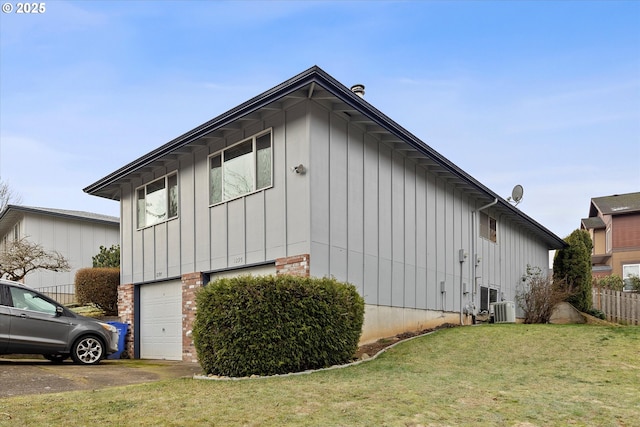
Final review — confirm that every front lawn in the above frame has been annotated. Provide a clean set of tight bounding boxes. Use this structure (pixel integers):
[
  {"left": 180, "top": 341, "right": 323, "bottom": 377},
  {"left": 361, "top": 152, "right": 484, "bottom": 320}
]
[{"left": 1, "top": 324, "right": 638, "bottom": 426}]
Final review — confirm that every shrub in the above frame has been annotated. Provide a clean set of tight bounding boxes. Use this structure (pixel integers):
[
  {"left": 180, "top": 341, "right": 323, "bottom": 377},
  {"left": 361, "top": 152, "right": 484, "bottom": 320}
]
[
  {"left": 553, "top": 229, "right": 593, "bottom": 311},
  {"left": 585, "top": 308, "right": 606, "bottom": 320},
  {"left": 516, "top": 265, "right": 574, "bottom": 324},
  {"left": 592, "top": 275, "right": 625, "bottom": 291},
  {"left": 625, "top": 275, "right": 640, "bottom": 292},
  {"left": 192, "top": 274, "right": 365, "bottom": 377},
  {"left": 92, "top": 244, "right": 120, "bottom": 268},
  {"left": 75, "top": 267, "right": 120, "bottom": 315}
]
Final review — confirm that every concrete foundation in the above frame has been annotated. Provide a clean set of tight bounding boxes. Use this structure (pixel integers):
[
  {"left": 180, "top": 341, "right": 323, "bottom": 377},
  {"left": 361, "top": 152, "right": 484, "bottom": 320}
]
[{"left": 360, "top": 305, "right": 462, "bottom": 344}]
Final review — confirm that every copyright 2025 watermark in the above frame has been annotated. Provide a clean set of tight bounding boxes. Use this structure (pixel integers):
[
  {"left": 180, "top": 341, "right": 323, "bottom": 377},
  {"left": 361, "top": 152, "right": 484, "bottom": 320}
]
[{"left": 2, "top": 2, "right": 47, "bottom": 13}]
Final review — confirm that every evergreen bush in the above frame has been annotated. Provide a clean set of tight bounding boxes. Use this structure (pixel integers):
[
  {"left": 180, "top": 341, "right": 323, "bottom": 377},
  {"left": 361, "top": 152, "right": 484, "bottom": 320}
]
[
  {"left": 192, "top": 274, "right": 364, "bottom": 377},
  {"left": 553, "top": 229, "right": 593, "bottom": 312}
]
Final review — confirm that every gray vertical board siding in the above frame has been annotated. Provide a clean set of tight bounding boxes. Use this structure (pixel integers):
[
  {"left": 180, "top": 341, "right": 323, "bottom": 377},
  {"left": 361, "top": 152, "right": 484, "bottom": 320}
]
[
  {"left": 210, "top": 199, "right": 228, "bottom": 271},
  {"left": 309, "top": 102, "right": 330, "bottom": 248},
  {"left": 404, "top": 162, "right": 417, "bottom": 308},
  {"left": 363, "top": 254, "right": 379, "bottom": 304},
  {"left": 264, "top": 112, "right": 287, "bottom": 260},
  {"left": 391, "top": 151, "right": 405, "bottom": 307},
  {"left": 378, "top": 144, "right": 393, "bottom": 305},
  {"left": 435, "top": 177, "right": 446, "bottom": 288},
  {"left": 329, "top": 115, "right": 348, "bottom": 251},
  {"left": 363, "top": 135, "right": 379, "bottom": 304},
  {"left": 415, "top": 167, "right": 428, "bottom": 309},
  {"left": 245, "top": 192, "right": 266, "bottom": 265},
  {"left": 155, "top": 222, "right": 168, "bottom": 280},
  {"left": 308, "top": 102, "right": 330, "bottom": 277},
  {"left": 445, "top": 183, "right": 456, "bottom": 310},
  {"left": 426, "top": 172, "right": 438, "bottom": 310},
  {"left": 284, "top": 105, "right": 310, "bottom": 251},
  {"left": 167, "top": 218, "right": 181, "bottom": 278},
  {"left": 162, "top": 160, "right": 181, "bottom": 278},
  {"left": 328, "top": 115, "right": 349, "bottom": 281},
  {"left": 192, "top": 145, "right": 211, "bottom": 273},
  {"left": 143, "top": 227, "right": 155, "bottom": 282},
  {"left": 347, "top": 126, "right": 365, "bottom": 293},
  {"left": 226, "top": 198, "right": 246, "bottom": 267}
]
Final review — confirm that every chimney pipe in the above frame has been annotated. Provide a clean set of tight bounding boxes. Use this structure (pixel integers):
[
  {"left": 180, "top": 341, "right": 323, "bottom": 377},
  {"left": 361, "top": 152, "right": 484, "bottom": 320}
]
[{"left": 350, "top": 84, "right": 365, "bottom": 98}]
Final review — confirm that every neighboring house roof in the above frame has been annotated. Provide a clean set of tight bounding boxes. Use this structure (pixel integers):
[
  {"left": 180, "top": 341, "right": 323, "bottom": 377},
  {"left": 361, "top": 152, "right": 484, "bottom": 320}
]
[
  {"left": 0, "top": 205, "right": 119, "bottom": 237},
  {"left": 588, "top": 192, "right": 640, "bottom": 217},
  {"left": 581, "top": 217, "right": 606, "bottom": 230},
  {"left": 83, "top": 65, "right": 566, "bottom": 249}
]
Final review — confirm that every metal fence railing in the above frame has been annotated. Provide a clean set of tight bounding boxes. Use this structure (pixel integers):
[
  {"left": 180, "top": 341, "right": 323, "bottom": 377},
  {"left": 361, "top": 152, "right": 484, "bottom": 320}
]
[{"left": 39, "top": 283, "right": 76, "bottom": 306}]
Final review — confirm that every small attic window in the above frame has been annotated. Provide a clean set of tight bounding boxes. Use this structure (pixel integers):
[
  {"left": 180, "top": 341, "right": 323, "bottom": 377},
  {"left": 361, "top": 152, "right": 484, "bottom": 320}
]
[{"left": 479, "top": 211, "right": 497, "bottom": 243}]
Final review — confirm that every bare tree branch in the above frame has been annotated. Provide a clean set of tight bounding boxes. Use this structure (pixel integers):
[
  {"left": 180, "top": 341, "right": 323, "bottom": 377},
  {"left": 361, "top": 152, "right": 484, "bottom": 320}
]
[
  {"left": 0, "top": 237, "right": 70, "bottom": 282},
  {"left": 0, "top": 178, "right": 22, "bottom": 213}
]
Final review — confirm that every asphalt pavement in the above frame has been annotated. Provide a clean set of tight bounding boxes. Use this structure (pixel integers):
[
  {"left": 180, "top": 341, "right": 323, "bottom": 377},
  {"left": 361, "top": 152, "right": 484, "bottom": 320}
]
[{"left": 0, "top": 357, "right": 202, "bottom": 397}]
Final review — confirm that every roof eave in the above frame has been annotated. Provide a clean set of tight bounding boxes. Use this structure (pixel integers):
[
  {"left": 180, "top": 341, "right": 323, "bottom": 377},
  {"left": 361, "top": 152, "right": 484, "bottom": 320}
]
[{"left": 83, "top": 65, "right": 566, "bottom": 249}]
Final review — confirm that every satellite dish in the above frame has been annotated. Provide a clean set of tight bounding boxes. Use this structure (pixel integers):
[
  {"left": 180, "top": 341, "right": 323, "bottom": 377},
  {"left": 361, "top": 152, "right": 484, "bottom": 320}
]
[{"left": 509, "top": 185, "right": 524, "bottom": 206}]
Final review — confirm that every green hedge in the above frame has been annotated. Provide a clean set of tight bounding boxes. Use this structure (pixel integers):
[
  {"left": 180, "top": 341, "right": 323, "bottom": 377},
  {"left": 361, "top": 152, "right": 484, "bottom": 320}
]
[
  {"left": 193, "top": 275, "right": 364, "bottom": 377},
  {"left": 75, "top": 267, "right": 119, "bottom": 315}
]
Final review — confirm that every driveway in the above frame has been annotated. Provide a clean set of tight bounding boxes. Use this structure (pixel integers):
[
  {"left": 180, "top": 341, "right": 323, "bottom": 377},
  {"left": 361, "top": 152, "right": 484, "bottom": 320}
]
[{"left": 0, "top": 357, "right": 202, "bottom": 397}]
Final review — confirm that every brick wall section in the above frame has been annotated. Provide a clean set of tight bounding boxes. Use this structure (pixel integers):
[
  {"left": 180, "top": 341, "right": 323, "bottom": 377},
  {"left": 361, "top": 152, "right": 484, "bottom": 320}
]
[
  {"left": 276, "top": 254, "right": 310, "bottom": 277},
  {"left": 182, "top": 272, "right": 204, "bottom": 362},
  {"left": 117, "top": 283, "right": 135, "bottom": 358}
]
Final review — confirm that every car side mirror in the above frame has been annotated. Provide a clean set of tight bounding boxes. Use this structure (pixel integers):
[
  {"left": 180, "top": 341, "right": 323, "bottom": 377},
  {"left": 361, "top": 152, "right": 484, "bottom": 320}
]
[{"left": 55, "top": 306, "right": 64, "bottom": 317}]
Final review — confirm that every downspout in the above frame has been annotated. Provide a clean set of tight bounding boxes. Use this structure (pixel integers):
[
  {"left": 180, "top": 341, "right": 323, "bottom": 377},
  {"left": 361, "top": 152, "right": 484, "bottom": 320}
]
[
  {"left": 471, "top": 198, "right": 498, "bottom": 320},
  {"left": 459, "top": 249, "right": 467, "bottom": 325}
]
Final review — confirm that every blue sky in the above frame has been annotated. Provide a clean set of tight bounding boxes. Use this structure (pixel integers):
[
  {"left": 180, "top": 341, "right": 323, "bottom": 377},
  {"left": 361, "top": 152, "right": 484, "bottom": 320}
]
[{"left": 1, "top": 0, "right": 638, "bottom": 239}]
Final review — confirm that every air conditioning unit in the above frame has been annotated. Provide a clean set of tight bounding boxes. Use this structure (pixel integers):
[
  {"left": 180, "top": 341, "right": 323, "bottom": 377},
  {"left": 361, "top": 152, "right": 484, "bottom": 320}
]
[{"left": 492, "top": 301, "right": 516, "bottom": 323}]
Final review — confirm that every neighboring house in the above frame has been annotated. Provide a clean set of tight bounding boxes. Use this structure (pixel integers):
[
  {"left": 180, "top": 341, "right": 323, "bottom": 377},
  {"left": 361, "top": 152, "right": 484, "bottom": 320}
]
[
  {"left": 84, "top": 66, "right": 566, "bottom": 361},
  {"left": 581, "top": 192, "right": 640, "bottom": 289},
  {"left": 0, "top": 205, "right": 120, "bottom": 290}
]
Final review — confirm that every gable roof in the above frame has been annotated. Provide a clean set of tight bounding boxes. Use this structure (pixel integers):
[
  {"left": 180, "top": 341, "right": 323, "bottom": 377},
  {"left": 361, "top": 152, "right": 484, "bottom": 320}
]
[
  {"left": 83, "top": 65, "right": 565, "bottom": 249},
  {"left": 0, "top": 205, "right": 119, "bottom": 237},
  {"left": 588, "top": 192, "right": 640, "bottom": 217},
  {"left": 581, "top": 216, "right": 606, "bottom": 230}
]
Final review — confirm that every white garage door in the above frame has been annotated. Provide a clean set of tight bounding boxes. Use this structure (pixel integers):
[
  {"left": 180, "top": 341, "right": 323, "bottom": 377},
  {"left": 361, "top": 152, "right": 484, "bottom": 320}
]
[
  {"left": 210, "top": 264, "right": 276, "bottom": 281},
  {"left": 139, "top": 281, "right": 182, "bottom": 360}
]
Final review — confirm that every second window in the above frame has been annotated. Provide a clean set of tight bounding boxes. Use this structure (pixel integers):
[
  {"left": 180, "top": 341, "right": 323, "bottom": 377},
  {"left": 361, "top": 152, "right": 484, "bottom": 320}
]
[{"left": 209, "top": 129, "right": 272, "bottom": 205}]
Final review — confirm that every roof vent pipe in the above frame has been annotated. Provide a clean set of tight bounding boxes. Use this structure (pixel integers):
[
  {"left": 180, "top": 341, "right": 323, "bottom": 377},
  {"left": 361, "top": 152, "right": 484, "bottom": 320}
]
[{"left": 350, "top": 84, "right": 365, "bottom": 98}]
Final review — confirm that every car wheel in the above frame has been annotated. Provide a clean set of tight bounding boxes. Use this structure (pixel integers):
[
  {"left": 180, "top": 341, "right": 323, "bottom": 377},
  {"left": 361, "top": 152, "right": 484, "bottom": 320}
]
[
  {"left": 43, "top": 354, "right": 69, "bottom": 363},
  {"left": 71, "top": 336, "right": 104, "bottom": 365}
]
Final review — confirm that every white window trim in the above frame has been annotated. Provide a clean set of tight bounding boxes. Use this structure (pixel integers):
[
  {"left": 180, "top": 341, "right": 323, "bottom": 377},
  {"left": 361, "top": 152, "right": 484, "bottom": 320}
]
[
  {"left": 622, "top": 264, "right": 640, "bottom": 292},
  {"left": 135, "top": 172, "right": 179, "bottom": 230},
  {"left": 208, "top": 128, "right": 273, "bottom": 207},
  {"left": 479, "top": 211, "right": 498, "bottom": 244}
]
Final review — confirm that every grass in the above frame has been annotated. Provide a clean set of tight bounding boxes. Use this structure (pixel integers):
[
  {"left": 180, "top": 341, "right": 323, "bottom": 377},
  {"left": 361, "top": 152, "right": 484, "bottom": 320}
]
[{"left": 1, "top": 324, "right": 638, "bottom": 426}]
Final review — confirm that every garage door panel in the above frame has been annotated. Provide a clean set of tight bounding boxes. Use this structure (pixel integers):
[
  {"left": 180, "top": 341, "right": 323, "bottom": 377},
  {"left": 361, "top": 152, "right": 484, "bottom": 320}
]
[{"left": 140, "top": 281, "right": 182, "bottom": 360}]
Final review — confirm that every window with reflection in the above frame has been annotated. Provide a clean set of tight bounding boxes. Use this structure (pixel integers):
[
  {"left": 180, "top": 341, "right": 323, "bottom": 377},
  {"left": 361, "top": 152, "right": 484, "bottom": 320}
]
[
  {"left": 209, "top": 129, "right": 272, "bottom": 205},
  {"left": 136, "top": 173, "right": 179, "bottom": 229}
]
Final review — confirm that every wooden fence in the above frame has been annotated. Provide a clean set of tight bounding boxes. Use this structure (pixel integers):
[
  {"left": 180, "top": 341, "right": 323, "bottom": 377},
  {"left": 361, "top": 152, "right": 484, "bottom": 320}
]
[{"left": 592, "top": 288, "right": 639, "bottom": 325}]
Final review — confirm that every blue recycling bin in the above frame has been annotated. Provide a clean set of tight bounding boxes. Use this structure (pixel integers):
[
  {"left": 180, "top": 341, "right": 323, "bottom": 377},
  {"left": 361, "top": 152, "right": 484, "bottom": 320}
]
[{"left": 107, "top": 321, "right": 129, "bottom": 359}]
